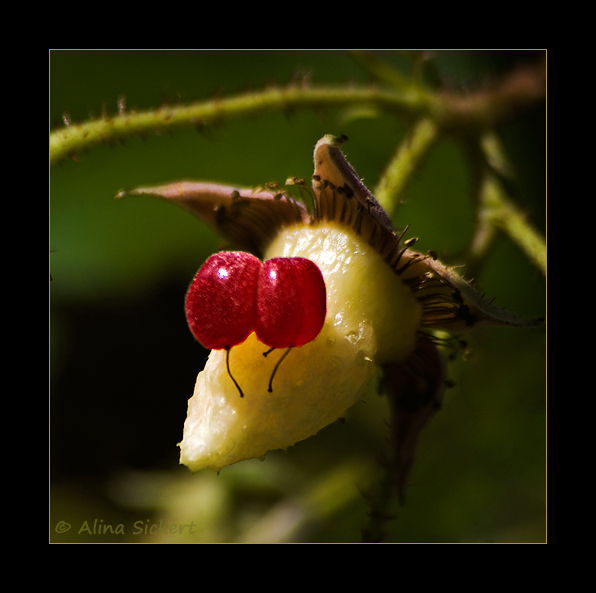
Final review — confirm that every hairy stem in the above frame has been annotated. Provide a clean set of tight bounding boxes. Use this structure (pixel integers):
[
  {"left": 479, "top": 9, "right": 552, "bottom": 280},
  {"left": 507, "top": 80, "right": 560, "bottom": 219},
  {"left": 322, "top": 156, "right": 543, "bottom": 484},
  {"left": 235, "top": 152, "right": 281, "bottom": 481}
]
[
  {"left": 467, "top": 132, "right": 546, "bottom": 276},
  {"left": 374, "top": 117, "right": 440, "bottom": 222},
  {"left": 50, "top": 61, "right": 545, "bottom": 166},
  {"left": 492, "top": 192, "right": 546, "bottom": 275},
  {"left": 361, "top": 462, "right": 397, "bottom": 542},
  {"left": 50, "top": 86, "right": 430, "bottom": 165}
]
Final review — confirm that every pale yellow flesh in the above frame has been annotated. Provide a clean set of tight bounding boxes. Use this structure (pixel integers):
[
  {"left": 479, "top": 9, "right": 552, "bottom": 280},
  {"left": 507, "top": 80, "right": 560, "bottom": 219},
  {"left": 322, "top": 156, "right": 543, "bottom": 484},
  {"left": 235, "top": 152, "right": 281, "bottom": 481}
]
[{"left": 179, "top": 223, "right": 422, "bottom": 472}]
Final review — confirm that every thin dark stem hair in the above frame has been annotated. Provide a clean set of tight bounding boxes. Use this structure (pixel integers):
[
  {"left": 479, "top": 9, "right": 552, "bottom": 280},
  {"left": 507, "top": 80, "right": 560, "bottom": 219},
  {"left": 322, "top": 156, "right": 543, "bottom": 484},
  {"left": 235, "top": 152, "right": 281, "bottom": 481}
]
[
  {"left": 267, "top": 347, "right": 293, "bottom": 393},
  {"left": 226, "top": 348, "right": 244, "bottom": 398}
]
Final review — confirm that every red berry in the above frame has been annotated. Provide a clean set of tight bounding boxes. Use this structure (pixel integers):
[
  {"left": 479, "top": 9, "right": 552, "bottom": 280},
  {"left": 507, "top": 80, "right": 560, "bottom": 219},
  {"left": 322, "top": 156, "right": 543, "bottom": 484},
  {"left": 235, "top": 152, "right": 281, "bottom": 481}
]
[
  {"left": 185, "top": 251, "right": 260, "bottom": 350},
  {"left": 185, "top": 251, "right": 327, "bottom": 397},
  {"left": 256, "top": 258, "right": 327, "bottom": 348}
]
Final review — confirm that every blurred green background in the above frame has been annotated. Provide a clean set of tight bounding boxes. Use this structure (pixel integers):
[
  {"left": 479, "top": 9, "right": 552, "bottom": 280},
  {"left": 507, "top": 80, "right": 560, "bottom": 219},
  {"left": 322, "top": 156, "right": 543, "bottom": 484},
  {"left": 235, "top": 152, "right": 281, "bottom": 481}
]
[{"left": 50, "top": 50, "right": 546, "bottom": 543}]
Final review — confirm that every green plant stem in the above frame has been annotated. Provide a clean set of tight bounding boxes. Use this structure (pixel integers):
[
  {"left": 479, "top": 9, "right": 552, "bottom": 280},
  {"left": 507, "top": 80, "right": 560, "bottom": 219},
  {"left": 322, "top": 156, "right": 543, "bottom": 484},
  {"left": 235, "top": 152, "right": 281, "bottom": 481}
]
[
  {"left": 492, "top": 192, "right": 546, "bottom": 275},
  {"left": 50, "top": 62, "right": 545, "bottom": 166},
  {"left": 466, "top": 204, "right": 500, "bottom": 279},
  {"left": 50, "top": 86, "right": 430, "bottom": 165},
  {"left": 374, "top": 117, "right": 440, "bottom": 222},
  {"left": 361, "top": 464, "right": 397, "bottom": 542},
  {"left": 467, "top": 132, "right": 546, "bottom": 276}
]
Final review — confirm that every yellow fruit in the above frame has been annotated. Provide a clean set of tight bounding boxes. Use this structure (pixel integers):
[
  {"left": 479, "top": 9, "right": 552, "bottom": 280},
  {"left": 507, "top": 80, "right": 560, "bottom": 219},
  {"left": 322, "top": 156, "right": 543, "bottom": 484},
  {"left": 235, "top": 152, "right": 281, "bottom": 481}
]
[{"left": 179, "top": 223, "right": 422, "bottom": 472}]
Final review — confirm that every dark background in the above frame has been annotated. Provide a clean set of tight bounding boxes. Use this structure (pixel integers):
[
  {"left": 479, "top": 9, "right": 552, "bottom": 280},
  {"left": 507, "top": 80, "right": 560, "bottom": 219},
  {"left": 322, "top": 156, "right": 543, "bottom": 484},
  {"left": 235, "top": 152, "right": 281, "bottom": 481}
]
[{"left": 50, "top": 50, "right": 546, "bottom": 543}]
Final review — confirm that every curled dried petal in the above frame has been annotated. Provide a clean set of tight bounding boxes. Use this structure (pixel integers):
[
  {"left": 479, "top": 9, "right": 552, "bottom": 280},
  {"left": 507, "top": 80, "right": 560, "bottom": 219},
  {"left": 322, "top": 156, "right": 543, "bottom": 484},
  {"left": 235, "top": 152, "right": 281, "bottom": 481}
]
[
  {"left": 116, "top": 182, "right": 309, "bottom": 256},
  {"left": 381, "top": 335, "right": 445, "bottom": 504},
  {"left": 399, "top": 252, "right": 545, "bottom": 331}
]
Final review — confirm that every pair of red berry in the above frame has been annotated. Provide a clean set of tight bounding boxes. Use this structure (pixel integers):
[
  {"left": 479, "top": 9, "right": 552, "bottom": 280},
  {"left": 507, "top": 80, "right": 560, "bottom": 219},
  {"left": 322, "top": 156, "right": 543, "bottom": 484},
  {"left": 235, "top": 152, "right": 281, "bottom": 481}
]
[{"left": 185, "top": 252, "right": 327, "bottom": 396}]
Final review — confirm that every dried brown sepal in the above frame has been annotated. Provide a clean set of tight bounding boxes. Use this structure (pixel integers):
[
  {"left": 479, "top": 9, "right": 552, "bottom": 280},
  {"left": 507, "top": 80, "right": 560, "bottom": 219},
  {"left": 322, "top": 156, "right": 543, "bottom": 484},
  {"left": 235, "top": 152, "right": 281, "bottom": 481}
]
[
  {"left": 398, "top": 253, "right": 545, "bottom": 332},
  {"left": 116, "top": 181, "right": 309, "bottom": 257},
  {"left": 381, "top": 335, "right": 445, "bottom": 504}
]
